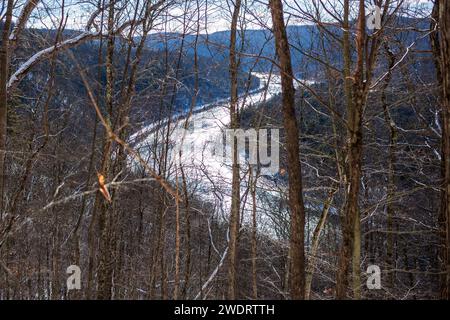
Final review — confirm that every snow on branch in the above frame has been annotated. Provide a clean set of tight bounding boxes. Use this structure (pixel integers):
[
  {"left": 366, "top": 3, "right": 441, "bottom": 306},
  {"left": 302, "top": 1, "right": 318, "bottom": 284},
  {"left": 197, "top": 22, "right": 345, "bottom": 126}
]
[
  {"left": 6, "top": 0, "right": 168, "bottom": 92},
  {"left": 194, "top": 245, "right": 229, "bottom": 300},
  {"left": 7, "top": 31, "right": 100, "bottom": 91},
  {"left": 9, "top": 0, "right": 40, "bottom": 44}
]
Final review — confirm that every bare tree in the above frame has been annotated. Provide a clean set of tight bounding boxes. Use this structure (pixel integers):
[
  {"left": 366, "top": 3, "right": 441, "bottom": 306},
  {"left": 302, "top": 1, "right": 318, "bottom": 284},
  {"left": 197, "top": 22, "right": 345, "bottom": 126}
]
[
  {"left": 269, "top": 0, "right": 306, "bottom": 300},
  {"left": 432, "top": 0, "right": 450, "bottom": 300}
]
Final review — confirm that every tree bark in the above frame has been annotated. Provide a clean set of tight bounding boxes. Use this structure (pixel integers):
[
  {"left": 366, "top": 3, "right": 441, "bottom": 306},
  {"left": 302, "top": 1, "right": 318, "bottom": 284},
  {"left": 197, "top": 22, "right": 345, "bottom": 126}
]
[
  {"left": 437, "top": 0, "right": 450, "bottom": 300},
  {"left": 227, "top": 0, "right": 242, "bottom": 300},
  {"left": 336, "top": 0, "right": 365, "bottom": 299},
  {"left": 269, "top": 0, "right": 306, "bottom": 300},
  {"left": 431, "top": 0, "right": 450, "bottom": 300},
  {"left": 382, "top": 44, "right": 398, "bottom": 289},
  {"left": 305, "top": 188, "right": 336, "bottom": 299},
  {"left": 0, "top": 0, "right": 14, "bottom": 213},
  {"left": 250, "top": 166, "right": 258, "bottom": 299},
  {"left": 97, "top": 1, "right": 116, "bottom": 300}
]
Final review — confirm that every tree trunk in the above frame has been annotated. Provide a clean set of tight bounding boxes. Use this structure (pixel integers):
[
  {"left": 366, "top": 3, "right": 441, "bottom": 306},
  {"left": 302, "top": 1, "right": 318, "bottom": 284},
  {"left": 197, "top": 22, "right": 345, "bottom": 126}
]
[
  {"left": 250, "top": 166, "right": 258, "bottom": 299},
  {"left": 431, "top": 0, "right": 450, "bottom": 300},
  {"left": 269, "top": 0, "right": 306, "bottom": 300},
  {"left": 173, "top": 168, "right": 181, "bottom": 299},
  {"left": 336, "top": 0, "right": 366, "bottom": 299},
  {"left": 439, "top": 0, "right": 450, "bottom": 300},
  {"left": 97, "top": 1, "right": 116, "bottom": 299},
  {"left": 382, "top": 44, "right": 398, "bottom": 289},
  {"left": 0, "top": 0, "right": 14, "bottom": 212},
  {"left": 305, "top": 188, "right": 336, "bottom": 299},
  {"left": 227, "top": 0, "right": 242, "bottom": 300}
]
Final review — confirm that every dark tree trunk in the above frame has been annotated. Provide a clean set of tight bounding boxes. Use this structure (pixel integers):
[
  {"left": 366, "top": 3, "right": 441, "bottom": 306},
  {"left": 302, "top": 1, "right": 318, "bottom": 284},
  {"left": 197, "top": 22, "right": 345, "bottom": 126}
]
[
  {"left": 336, "top": 0, "right": 366, "bottom": 299},
  {"left": 269, "top": 0, "right": 306, "bottom": 300},
  {"left": 227, "top": 0, "right": 242, "bottom": 300},
  {"left": 0, "top": 0, "right": 14, "bottom": 213},
  {"left": 438, "top": 0, "right": 450, "bottom": 300}
]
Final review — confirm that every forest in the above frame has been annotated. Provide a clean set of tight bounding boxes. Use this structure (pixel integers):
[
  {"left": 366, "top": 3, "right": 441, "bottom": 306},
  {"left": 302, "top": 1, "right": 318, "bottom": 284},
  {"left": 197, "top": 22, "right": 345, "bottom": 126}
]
[{"left": 0, "top": 0, "right": 449, "bottom": 301}]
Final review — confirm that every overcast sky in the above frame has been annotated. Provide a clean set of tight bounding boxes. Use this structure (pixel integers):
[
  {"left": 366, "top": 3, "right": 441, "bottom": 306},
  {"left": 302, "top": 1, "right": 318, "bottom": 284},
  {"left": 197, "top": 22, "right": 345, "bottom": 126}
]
[
  {"left": 11, "top": 0, "right": 434, "bottom": 34},
  {"left": 156, "top": 0, "right": 434, "bottom": 33}
]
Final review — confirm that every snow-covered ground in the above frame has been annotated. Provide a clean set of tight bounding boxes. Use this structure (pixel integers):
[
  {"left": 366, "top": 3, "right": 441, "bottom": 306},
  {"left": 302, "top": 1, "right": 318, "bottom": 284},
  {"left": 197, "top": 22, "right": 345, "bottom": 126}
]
[{"left": 131, "top": 73, "right": 288, "bottom": 237}]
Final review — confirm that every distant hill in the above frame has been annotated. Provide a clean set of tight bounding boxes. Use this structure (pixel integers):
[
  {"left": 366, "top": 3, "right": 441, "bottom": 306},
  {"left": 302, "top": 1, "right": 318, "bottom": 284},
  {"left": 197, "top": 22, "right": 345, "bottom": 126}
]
[
  {"left": 9, "top": 27, "right": 260, "bottom": 123},
  {"left": 145, "top": 25, "right": 317, "bottom": 72},
  {"left": 145, "top": 16, "right": 432, "bottom": 76}
]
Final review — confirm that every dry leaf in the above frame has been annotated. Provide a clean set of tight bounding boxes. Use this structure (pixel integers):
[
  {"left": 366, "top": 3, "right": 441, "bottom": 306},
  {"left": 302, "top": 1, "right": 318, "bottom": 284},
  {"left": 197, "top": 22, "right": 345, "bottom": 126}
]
[{"left": 97, "top": 173, "right": 112, "bottom": 203}]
